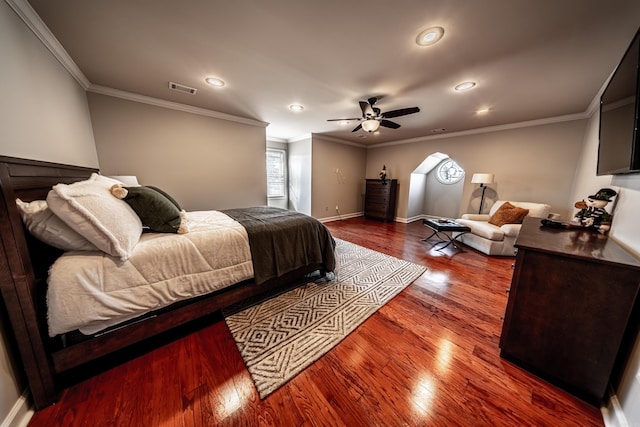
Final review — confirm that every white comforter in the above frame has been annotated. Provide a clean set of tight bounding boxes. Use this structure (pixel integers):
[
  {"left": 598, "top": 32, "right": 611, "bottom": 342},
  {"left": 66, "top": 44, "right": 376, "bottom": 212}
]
[{"left": 47, "top": 211, "right": 254, "bottom": 336}]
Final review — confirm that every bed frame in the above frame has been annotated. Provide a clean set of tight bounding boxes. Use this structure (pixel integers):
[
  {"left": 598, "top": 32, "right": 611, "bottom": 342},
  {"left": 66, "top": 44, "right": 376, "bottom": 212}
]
[{"left": 0, "top": 156, "right": 324, "bottom": 410}]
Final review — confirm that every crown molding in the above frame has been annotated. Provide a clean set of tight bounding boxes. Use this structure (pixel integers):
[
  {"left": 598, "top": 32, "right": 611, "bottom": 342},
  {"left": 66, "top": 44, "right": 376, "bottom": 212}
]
[
  {"left": 9, "top": 0, "right": 267, "bottom": 128},
  {"left": 88, "top": 85, "right": 269, "bottom": 128},
  {"left": 7, "top": 0, "right": 90, "bottom": 89},
  {"left": 368, "top": 111, "right": 590, "bottom": 149},
  {"left": 310, "top": 133, "right": 366, "bottom": 148}
]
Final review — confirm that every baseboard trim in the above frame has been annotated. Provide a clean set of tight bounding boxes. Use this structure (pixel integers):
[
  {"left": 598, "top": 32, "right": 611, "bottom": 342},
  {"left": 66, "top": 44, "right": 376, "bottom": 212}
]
[
  {"left": 319, "top": 212, "right": 362, "bottom": 223},
  {"left": 602, "top": 389, "right": 628, "bottom": 427},
  {"left": 1, "top": 390, "right": 33, "bottom": 427}
]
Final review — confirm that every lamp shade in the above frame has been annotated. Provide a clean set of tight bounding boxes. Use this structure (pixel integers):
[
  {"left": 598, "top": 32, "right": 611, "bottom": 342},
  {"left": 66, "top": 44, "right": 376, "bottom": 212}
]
[
  {"left": 471, "top": 173, "right": 494, "bottom": 185},
  {"left": 361, "top": 119, "right": 380, "bottom": 132}
]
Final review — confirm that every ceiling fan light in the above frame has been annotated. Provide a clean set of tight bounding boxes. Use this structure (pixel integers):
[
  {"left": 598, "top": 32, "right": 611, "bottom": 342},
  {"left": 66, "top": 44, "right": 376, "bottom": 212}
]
[{"left": 362, "top": 119, "right": 380, "bottom": 132}]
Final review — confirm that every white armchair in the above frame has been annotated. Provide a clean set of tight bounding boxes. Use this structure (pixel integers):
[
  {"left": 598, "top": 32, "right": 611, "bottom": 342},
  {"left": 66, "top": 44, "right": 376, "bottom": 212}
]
[{"left": 454, "top": 200, "right": 551, "bottom": 256}]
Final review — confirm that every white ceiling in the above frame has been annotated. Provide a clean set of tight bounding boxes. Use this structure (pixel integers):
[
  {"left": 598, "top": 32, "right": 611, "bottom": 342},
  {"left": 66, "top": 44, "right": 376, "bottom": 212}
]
[{"left": 26, "top": 0, "right": 640, "bottom": 146}]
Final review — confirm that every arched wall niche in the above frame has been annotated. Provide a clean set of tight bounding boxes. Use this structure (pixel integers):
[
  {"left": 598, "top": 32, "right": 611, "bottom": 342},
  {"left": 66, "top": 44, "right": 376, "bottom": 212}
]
[{"left": 407, "top": 152, "right": 465, "bottom": 220}]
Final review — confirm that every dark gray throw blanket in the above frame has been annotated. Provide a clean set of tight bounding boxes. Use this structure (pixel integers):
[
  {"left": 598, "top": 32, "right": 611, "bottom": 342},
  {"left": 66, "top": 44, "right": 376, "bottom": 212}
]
[{"left": 222, "top": 207, "right": 336, "bottom": 285}]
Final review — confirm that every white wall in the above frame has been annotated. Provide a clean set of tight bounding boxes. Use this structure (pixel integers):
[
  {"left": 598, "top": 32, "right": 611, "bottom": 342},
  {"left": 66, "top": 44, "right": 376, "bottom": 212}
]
[
  {"left": 0, "top": 3, "right": 97, "bottom": 167},
  {"left": 0, "top": 1, "right": 98, "bottom": 424},
  {"left": 407, "top": 173, "right": 427, "bottom": 220},
  {"left": 267, "top": 140, "right": 288, "bottom": 210},
  {"left": 571, "top": 111, "right": 640, "bottom": 426},
  {"left": 423, "top": 165, "right": 464, "bottom": 219},
  {"left": 288, "top": 137, "right": 312, "bottom": 215}
]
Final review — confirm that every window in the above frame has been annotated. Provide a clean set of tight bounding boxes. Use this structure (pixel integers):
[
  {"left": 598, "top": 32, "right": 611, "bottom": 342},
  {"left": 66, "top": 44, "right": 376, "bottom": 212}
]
[
  {"left": 435, "top": 159, "right": 465, "bottom": 184},
  {"left": 266, "top": 149, "right": 286, "bottom": 198}
]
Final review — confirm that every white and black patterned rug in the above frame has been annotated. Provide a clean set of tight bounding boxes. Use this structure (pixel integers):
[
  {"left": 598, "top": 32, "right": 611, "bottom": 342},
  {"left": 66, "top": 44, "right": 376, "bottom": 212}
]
[{"left": 222, "top": 238, "right": 427, "bottom": 398}]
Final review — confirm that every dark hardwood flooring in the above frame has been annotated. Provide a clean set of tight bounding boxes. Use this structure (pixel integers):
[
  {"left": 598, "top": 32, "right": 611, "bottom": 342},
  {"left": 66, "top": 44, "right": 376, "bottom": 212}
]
[{"left": 28, "top": 218, "right": 604, "bottom": 426}]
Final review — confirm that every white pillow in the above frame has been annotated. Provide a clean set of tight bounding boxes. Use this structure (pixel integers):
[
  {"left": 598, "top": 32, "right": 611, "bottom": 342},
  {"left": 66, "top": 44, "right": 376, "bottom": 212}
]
[
  {"left": 46, "top": 173, "right": 142, "bottom": 260},
  {"left": 16, "top": 199, "right": 98, "bottom": 252}
]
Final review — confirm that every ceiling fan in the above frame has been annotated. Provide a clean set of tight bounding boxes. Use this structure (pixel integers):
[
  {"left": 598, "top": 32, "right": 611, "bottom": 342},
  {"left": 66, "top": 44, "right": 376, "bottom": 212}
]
[{"left": 327, "top": 97, "right": 420, "bottom": 133}]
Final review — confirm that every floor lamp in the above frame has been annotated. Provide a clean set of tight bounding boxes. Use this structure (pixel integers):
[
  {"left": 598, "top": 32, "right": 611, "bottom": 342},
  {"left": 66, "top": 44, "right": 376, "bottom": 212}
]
[{"left": 471, "top": 173, "right": 494, "bottom": 214}]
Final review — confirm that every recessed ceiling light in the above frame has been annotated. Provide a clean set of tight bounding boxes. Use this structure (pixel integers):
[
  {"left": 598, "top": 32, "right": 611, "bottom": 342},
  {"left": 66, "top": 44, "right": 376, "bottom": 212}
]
[
  {"left": 416, "top": 26, "right": 444, "bottom": 46},
  {"left": 289, "top": 104, "right": 304, "bottom": 112},
  {"left": 455, "top": 81, "right": 476, "bottom": 91},
  {"left": 205, "top": 77, "right": 225, "bottom": 87},
  {"left": 476, "top": 107, "right": 490, "bottom": 114}
]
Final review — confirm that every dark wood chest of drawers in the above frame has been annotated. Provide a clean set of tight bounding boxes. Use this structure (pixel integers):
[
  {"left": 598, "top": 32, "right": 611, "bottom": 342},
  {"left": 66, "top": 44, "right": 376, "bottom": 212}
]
[
  {"left": 499, "top": 217, "right": 640, "bottom": 405},
  {"left": 364, "top": 179, "right": 397, "bottom": 221}
]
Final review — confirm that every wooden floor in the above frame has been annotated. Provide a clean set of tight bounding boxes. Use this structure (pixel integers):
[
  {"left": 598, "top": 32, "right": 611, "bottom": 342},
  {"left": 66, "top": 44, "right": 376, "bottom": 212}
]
[{"left": 28, "top": 218, "right": 604, "bottom": 426}]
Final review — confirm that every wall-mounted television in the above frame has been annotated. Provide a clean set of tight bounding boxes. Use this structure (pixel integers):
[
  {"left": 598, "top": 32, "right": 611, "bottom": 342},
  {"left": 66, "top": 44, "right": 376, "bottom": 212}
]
[{"left": 597, "top": 27, "right": 640, "bottom": 175}]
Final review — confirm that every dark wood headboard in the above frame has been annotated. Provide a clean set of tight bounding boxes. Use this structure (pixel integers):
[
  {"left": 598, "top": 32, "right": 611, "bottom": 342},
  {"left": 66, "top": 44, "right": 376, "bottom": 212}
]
[{"left": 0, "top": 156, "right": 97, "bottom": 408}]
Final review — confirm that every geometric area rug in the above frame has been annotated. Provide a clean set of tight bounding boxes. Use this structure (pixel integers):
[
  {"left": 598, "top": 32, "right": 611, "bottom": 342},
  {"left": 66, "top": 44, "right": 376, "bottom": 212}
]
[{"left": 222, "top": 238, "right": 427, "bottom": 399}]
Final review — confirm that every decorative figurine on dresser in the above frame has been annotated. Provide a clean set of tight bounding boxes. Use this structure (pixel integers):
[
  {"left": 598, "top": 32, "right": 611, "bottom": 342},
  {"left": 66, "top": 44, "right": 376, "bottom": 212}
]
[
  {"left": 573, "top": 188, "right": 617, "bottom": 233},
  {"left": 364, "top": 165, "right": 397, "bottom": 221}
]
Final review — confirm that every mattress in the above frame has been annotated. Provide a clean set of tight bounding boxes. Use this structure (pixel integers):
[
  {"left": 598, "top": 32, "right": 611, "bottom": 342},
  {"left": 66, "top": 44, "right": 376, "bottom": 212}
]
[{"left": 47, "top": 210, "right": 253, "bottom": 336}]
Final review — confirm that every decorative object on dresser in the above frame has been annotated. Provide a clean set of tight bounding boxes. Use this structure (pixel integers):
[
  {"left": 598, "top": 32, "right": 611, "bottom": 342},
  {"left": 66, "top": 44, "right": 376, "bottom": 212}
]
[
  {"left": 470, "top": 173, "right": 494, "bottom": 214},
  {"left": 379, "top": 164, "right": 387, "bottom": 183},
  {"left": 573, "top": 187, "right": 617, "bottom": 234},
  {"left": 500, "top": 216, "right": 640, "bottom": 406},
  {"left": 364, "top": 178, "right": 397, "bottom": 222}
]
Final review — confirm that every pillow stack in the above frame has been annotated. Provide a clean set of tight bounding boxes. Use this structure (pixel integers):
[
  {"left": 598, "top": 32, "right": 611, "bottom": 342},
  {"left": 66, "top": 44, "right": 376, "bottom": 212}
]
[
  {"left": 110, "top": 184, "right": 188, "bottom": 234},
  {"left": 45, "top": 174, "right": 143, "bottom": 260},
  {"left": 15, "top": 174, "right": 187, "bottom": 261},
  {"left": 16, "top": 199, "right": 98, "bottom": 252}
]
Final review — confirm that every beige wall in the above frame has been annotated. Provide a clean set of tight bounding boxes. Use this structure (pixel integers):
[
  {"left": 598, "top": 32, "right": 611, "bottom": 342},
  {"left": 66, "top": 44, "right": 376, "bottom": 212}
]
[
  {"left": 311, "top": 135, "right": 367, "bottom": 220},
  {"left": 89, "top": 93, "right": 268, "bottom": 211},
  {"left": 0, "top": 1, "right": 99, "bottom": 423},
  {"left": 366, "top": 120, "right": 588, "bottom": 220}
]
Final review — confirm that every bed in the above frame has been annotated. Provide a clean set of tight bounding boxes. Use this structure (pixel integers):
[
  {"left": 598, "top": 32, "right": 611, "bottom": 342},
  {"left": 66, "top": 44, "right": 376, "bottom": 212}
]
[{"left": 0, "top": 156, "right": 335, "bottom": 410}]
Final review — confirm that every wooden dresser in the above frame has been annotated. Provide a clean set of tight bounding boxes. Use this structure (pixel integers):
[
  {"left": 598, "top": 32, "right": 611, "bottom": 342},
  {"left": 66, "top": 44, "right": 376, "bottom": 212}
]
[
  {"left": 364, "top": 179, "right": 397, "bottom": 222},
  {"left": 499, "top": 217, "right": 640, "bottom": 405}
]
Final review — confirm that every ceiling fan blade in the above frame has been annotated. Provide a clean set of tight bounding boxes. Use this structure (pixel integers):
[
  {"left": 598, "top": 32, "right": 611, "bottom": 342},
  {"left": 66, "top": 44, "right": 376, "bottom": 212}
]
[
  {"left": 380, "top": 119, "right": 401, "bottom": 129},
  {"left": 359, "top": 101, "right": 374, "bottom": 117},
  {"left": 327, "top": 118, "right": 361, "bottom": 122},
  {"left": 381, "top": 106, "right": 420, "bottom": 119},
  {"left": 351, "top": 124, "right": 363, "bottom": 132}
]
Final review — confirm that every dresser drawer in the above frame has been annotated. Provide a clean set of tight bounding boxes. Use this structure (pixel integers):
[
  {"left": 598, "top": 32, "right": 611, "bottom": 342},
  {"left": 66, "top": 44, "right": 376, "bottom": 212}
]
[{"left": 364, "top": 179, "right": 397, "bottom": 222}]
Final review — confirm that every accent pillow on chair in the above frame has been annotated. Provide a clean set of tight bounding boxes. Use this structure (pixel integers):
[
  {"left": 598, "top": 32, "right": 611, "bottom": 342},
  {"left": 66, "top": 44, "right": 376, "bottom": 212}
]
[{"left": 488, "top": 201, "right": 529, "bottom": 227}]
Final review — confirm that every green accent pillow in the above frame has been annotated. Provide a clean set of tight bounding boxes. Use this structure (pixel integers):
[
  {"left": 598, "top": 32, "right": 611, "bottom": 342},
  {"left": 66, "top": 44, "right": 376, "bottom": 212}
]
[
  {"left": 146, "top": 185, "right": 181, "bottom": 211},
  {"left": 120, "top": 186, "right": 186, "bottom": 233}
]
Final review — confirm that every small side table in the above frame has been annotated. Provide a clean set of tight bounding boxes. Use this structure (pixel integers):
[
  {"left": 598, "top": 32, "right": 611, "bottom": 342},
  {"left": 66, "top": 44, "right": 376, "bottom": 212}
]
[{"left": 422, "top": 218, "right": 471, "bottom": 250}]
